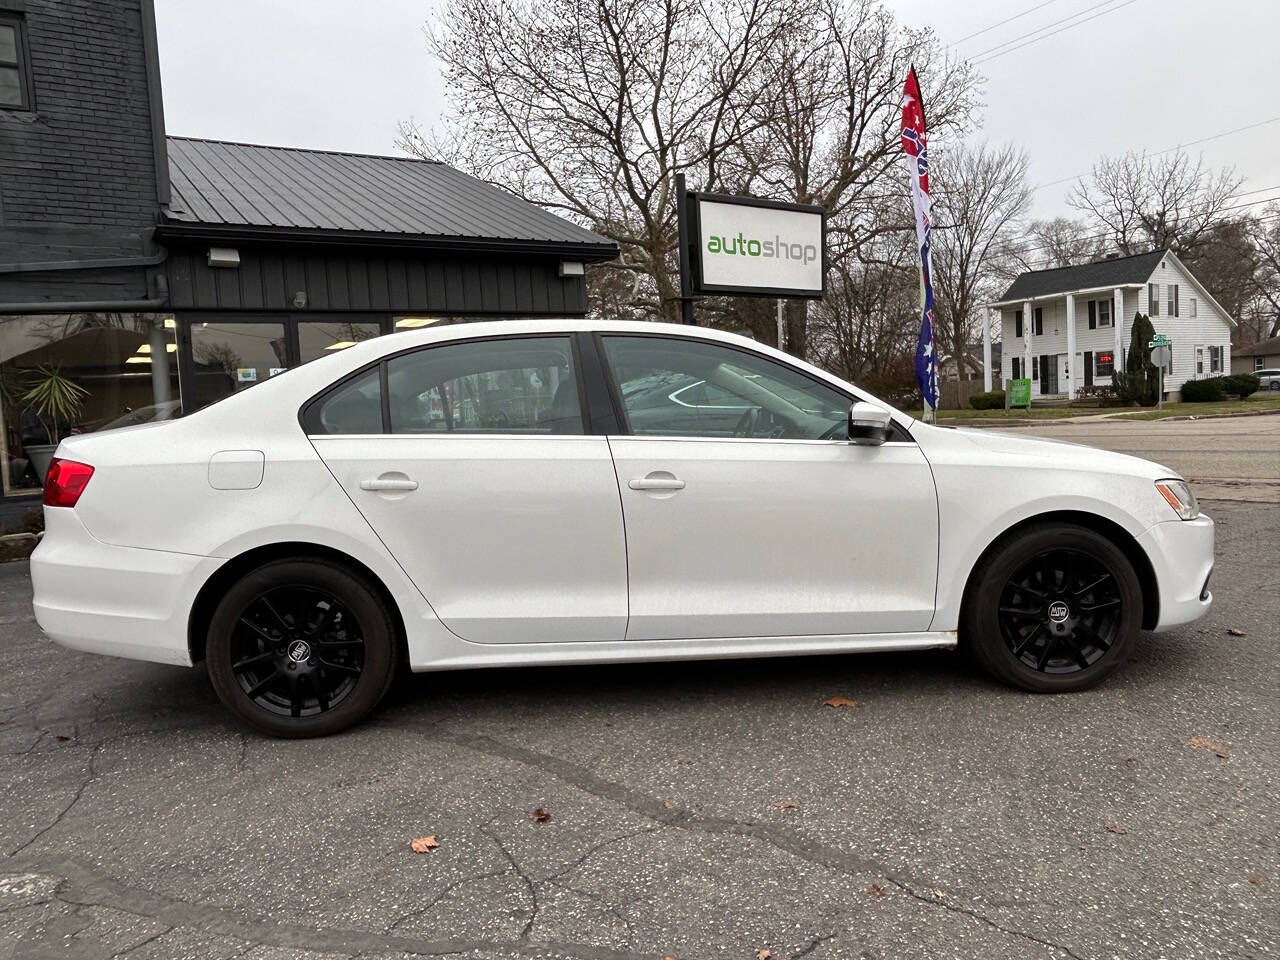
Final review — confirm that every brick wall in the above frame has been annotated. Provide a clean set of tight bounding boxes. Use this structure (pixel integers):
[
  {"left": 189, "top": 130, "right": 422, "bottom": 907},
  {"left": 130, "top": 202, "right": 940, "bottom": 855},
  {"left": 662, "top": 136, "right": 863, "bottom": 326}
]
[{"left": 0, "top": 0, "right": 161, "bottom": 264}]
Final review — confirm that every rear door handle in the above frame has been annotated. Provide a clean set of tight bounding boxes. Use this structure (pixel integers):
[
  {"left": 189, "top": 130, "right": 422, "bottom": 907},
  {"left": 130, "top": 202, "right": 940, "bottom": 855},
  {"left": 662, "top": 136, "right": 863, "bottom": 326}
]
[
  {"left": 628, "top": 477, "right": 685, "bottom": 491},
  {"left": 360, "top": 478, "right": 419, "bottom": 491}
]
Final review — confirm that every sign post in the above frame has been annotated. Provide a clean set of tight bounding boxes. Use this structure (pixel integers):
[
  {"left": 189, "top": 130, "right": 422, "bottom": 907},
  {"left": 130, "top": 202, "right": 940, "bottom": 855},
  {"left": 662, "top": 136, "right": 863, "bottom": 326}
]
[
  {"left": 1149, "top": 335, "right": 1171, "bottom": 412},
  {"left": 674, "top": 173, "right": 695, "bottom": 324}
]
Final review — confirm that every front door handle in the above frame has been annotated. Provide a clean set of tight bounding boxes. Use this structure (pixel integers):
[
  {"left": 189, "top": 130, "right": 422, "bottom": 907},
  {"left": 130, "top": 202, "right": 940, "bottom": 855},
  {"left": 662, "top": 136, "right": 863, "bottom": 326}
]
[
  {"left": 360, "top": 477, "right": 419, "bottom": 492},
  {"left": 628, "top": 476, "right": 685, "bottom": 491}
]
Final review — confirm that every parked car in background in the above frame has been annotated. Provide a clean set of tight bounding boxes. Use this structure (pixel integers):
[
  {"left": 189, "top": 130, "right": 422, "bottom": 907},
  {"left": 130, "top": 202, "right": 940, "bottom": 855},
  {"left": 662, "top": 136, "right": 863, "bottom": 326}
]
[
  {"left": 30, "top": 320, "right": 1215, "bottom": 737},
  {"left": 1254, "top": 368, "right": 1280, "bottom": 391}
]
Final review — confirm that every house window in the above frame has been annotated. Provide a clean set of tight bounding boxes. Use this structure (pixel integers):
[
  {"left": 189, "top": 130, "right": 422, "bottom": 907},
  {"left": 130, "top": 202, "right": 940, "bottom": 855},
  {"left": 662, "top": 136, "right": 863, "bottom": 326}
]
[
  {"left": 1195, "top": 345, "right": 1204, "bottom": 377},
  {"left": 1014, "top": 310, "right": 1023, "bottom": 339},
  {"left": 1031, "top": 356, "right": 1039, "bottom": 381},
  {"left": 1097, "top": 299, "right": 1111, "bottom": 327},
  {"left": 1256, "top": 356, "right": 1265, "bottom": 371},
  {"left": 1149, "top": 283, "right": 1160, "bottom": 316},
  {"left": 1190, "top": 298, "right": 1197, "bottom": 318},
  {"left": 1011, "top": 357, "right": 1021, "bottom": 380},
  {"left": 1034, "top": 307, "right": 1044, "bottom": 336},
  {"left": 0, "top": 15, "right": 31, "bottom": 110},
  {"left": 1169, "top": 284, "right": 1178, "bottom": 318},
  {"left": 1209, "top": 345, "right": 1224, "bottom": 373},
  {"left": 1095, "top": 351, "right": 1115, "bottom": 377}
]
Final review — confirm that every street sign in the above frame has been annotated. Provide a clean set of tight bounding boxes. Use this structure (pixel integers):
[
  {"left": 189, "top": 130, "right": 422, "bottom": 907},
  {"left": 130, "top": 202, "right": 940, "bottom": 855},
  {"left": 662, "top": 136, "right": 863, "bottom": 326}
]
[
  {"left": 1008, "top": 378, "right": 1032, "bottom": 408},
  {"left": 1148, "top": 334, "right": 1171, "bottom": 348}
]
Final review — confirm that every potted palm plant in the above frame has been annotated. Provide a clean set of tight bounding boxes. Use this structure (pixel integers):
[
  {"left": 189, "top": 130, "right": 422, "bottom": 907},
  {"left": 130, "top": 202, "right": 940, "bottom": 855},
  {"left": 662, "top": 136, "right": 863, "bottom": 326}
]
[{"left": 21, "top": 364, "right": 89, "bottom": 482}]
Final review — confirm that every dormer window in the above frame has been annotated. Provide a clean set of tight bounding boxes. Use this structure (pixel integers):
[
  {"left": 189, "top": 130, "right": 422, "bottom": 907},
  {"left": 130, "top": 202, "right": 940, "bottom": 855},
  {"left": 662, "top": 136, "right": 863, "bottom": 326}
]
[{"left": 0, "top": 14, "right": 32, "bottom": 110}]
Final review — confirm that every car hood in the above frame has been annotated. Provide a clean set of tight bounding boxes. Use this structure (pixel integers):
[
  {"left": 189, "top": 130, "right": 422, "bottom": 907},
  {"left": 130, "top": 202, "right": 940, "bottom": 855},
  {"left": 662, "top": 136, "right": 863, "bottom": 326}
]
[{"left": 937, "top": 426, "right": 1180, "bottom": 480}]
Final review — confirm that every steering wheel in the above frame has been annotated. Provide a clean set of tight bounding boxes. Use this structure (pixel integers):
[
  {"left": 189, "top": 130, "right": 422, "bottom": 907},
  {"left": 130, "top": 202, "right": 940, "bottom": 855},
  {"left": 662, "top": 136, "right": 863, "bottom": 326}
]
[{"left": 732, "top": 407, "right": 760, "bottom": 438}]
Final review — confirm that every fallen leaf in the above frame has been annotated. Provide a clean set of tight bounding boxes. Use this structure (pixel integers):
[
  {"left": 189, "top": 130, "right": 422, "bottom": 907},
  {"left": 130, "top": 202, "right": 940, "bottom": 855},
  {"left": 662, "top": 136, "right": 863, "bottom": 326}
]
[
  {"left": 662, "top": 798, "right": 677, "bottom": 809},
  {"left": 756, "top": 951, "right": 774, "bottom": 960},
  {"left": 1247, "top": 873, "right": 1268, "bottom": 887},
  {"left": 531, "top": 808, "right": 551, "bottom": 824},
  {"left": 772, "top": 800, "right": 800, "bottom": 811},
  {"left": 1123, "top": 756, "right": 1136, "bottom": 764},
  {"left": 54, "top": 735, "right": 71, "bottom": 743},
  {"left": 823, "top": 696, "right": 857, "bottom": 709},
  {"left": 409, "top": 835, "right": 440, "bottom": 853},
  {"left": 662, "top": 955, "right": 676, "bottom": 960},
  {"left": 866, "top": 883, "right": 886, "bottom": 899},
  {"left": 1226, "top": 627, "right": 1246, "bottom": 637},
  {"left": 1105, "top": 823, "right": 1128, "bottom": 836},
  {"left": 1187, "top": 736, "right": 1231, "bottom": 759}
]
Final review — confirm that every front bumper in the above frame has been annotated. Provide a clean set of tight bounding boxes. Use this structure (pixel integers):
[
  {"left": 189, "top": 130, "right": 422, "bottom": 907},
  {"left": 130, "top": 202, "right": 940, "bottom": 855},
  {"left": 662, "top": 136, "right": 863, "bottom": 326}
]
[
  {"left": 31, "top": 508, "right": 222, "bottom": 666},
  {"left": 1136, "top": 514, "right": 1215, "bottom": 632}
]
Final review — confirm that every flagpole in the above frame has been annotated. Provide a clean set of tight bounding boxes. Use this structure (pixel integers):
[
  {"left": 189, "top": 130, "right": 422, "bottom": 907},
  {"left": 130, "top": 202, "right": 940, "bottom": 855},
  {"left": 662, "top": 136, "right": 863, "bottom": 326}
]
[{"left": 901, "top": 65, "right": 938, "bottom": 425}]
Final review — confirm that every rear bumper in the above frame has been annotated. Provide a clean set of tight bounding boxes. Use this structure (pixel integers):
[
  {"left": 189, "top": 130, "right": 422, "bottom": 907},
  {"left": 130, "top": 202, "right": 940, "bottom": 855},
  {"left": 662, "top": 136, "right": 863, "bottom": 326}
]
[
  {"left": 30, "top": 508, "right": 221, "bottom": 666},
  {"left": 1137, "top": 514, "right": 1215, "bottom": 631}
]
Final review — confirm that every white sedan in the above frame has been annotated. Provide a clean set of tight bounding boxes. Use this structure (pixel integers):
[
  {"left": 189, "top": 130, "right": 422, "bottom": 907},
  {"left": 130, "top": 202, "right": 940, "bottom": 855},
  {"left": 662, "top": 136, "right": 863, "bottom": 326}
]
[{"left": 31, "top": 320, "right": 1214, "bottom": 737}]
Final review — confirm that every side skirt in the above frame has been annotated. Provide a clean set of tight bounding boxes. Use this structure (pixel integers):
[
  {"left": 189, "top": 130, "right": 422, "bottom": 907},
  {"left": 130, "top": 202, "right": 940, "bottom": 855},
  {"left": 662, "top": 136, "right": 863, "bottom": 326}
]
[{"left": 410, "top": 631, "right": 958, "bottom": 672}]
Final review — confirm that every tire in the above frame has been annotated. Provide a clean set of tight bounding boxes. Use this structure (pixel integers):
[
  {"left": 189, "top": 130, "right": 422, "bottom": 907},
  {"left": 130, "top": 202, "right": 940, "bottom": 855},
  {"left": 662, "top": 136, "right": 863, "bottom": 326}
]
[
  {"left": 206, "top": 559, "right": 399, "bottom": 737},
  {"left": 962, "top": 523, "right": 1142, "bottom": 693}
]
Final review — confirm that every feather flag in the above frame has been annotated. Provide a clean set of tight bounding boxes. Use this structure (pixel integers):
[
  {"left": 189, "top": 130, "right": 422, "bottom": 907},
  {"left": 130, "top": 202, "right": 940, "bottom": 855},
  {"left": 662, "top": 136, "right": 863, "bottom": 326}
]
[{"left": 900, "top": 66, "right": 939, "bottom": 414}]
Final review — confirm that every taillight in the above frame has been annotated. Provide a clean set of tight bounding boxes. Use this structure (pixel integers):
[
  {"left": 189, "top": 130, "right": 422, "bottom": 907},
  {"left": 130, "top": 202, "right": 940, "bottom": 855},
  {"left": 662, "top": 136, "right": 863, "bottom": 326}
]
[{"left": 43, "top": 458, "right": 94, "bottom": 508}]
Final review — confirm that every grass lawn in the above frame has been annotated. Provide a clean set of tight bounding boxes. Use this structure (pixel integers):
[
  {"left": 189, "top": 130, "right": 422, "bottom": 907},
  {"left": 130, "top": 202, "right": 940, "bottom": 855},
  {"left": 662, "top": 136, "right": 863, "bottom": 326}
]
[
  {"left": 1108, "top": 395, "right": 1280, "bottom": 420},
  {"left": 936, "top": 407, "right": 1091, "bottom": 421}
]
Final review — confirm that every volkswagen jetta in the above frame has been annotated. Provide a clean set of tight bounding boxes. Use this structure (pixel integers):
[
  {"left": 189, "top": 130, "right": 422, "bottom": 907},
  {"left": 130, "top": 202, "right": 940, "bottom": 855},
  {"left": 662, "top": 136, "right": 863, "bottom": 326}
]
[{"left": 31, "top": 320, "right": 1214, "bottom": 736}]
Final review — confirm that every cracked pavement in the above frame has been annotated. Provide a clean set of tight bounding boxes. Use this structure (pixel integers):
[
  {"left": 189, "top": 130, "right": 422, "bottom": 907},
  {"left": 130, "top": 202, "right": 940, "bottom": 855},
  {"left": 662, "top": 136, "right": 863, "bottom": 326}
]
[{"left": 0, "top": 499, "right": 1276, "bottom": 959}]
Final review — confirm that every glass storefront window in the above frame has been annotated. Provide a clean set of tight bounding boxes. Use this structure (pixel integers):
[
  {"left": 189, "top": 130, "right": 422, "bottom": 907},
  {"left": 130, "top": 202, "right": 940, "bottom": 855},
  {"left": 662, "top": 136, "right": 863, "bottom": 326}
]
[
  {"left": 187, "top": 321, "right": 287, "bottom": 411},
  {"left": 0, "top": 313, "right": 179, "bottom": 494},
  {"left": 297, "top": 321, "right": 382, "bottom": 365}
]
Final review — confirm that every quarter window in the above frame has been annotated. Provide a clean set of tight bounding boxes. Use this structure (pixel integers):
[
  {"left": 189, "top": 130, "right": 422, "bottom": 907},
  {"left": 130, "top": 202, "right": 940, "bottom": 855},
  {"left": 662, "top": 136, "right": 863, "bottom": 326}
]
[
  {"left": 315, "top": 368, "right": 383, "bottom": 435},
  {"left": 602, "top": 336, "right": 850, "bottom": 440},
  {"left": 0, "top": 15, "right": 31, "bottom": 110}
]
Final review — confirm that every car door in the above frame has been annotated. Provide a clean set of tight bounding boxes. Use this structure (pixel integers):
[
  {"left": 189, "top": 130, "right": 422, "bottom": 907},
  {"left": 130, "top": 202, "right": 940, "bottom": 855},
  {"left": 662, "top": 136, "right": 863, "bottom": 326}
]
[
  {"left": 599, "top": 333, "right": 939, "bottom": 641},
  {"left": 306, "top": 334, "right": 627, "bottom": 645}
]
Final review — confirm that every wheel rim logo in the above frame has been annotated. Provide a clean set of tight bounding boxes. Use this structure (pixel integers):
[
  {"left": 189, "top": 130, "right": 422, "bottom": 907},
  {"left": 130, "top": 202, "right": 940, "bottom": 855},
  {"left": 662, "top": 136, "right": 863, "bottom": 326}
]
[
  {"left": 287, "top": 640, "right": 312, "bottom": 663},
  {"left": 1047, "top": 601, "right": 1069, "bottom": 623}
]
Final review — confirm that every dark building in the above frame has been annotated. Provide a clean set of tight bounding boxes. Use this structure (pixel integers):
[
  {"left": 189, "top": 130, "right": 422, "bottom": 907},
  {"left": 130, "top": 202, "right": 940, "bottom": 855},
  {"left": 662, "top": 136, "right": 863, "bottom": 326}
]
[{"left": 0, "top": 0, "right": 614, "bottom": 498}]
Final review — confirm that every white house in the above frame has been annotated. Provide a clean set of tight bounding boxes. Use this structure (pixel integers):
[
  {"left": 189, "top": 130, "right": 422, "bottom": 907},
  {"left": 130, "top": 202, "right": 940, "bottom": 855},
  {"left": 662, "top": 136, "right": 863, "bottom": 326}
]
[{"left": 984, "top": 250, "right": 1235, "bottom": 400}]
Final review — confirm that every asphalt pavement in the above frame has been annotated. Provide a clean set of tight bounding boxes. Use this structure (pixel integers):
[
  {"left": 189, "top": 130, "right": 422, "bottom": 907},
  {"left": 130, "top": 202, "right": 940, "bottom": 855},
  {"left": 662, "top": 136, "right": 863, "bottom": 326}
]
[{"left": 0, "top": 426, "right": 1276, "bottom": 959}]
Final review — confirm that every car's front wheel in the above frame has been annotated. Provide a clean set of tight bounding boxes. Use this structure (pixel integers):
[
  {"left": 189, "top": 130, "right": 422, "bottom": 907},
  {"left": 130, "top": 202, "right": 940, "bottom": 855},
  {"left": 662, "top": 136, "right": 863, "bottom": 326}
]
[
  {"left": 206, "top": 559, "right": 399, "bottom": 737},
  {"left": 963, "top": 523, "right": 1142, "bottom": 693}
]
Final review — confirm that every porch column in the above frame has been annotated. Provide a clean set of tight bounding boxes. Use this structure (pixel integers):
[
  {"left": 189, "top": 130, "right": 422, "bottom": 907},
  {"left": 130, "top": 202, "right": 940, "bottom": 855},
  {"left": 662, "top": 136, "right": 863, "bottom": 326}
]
[
  {"left": 982, "top": 307, "right": 993, "bottom": 392},
  {"left": 1065, "top": 294, "right": 1077, "bottom": 400},
  {"left": 1113, "top": 287, "right": 1125, "bottom": 369},
  {"left": 1023, "top": 298, "right": 1033, "bottom": 391}
]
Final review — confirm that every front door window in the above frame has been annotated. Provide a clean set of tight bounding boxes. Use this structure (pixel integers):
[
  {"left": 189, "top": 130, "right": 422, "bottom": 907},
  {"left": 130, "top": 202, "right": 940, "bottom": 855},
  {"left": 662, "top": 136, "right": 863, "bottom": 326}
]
[{"left": 600, "top": 335, "right": 849, "bottom": 440}]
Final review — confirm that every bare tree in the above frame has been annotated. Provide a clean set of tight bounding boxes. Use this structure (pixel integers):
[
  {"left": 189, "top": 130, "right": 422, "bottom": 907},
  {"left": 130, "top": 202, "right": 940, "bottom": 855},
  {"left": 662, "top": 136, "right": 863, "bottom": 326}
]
[
  {"left": 929, "top": 142, "right": 1031, "bottom": 379},
  {"left": 1245, "top": 204, "right": 1280, "bottom": 342},
  {"left": 403, "top": 0, "right": 797, "bottom": 322},
  {"left": 729, "top": 0, "right": 979, "bottom": 358},
  {"left": 1006, "top": 216, "right": 1109, "bottom": 273},
  {"left": 1068, "top": 150, "right": 1243, "bottom": 258}
]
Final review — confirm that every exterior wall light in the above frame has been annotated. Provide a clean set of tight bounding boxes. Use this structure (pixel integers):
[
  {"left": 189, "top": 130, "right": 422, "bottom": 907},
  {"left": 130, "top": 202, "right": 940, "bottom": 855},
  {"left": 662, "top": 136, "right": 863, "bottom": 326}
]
[
  {"left": 559, "top": 261, "right": 585, "bottom": 277},
  {"left": 207, "top": 247, "right": 240, "bottom": 268}
]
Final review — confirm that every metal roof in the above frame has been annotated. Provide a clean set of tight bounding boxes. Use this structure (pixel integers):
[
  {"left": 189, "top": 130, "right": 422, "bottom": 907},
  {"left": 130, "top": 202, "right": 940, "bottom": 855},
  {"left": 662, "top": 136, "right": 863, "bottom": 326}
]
[
  {"left": 161, "top": 137, "right": 615, "bottom": 257},
  {"left": 998, "top": 250, "right": 1166, "bottom": 303}
]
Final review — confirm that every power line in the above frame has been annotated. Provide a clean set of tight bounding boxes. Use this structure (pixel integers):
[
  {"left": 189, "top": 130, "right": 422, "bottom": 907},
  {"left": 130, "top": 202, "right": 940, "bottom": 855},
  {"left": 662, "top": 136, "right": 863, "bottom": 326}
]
[
  {"left": 966, "top": 0, "right": 1127, "bottom": 61},
  {"left": 947, "top": 0, "right": 1063, "bottom": 47},
  {"left": 972, "top": 0, "right": 1144, "bottom": 64},
  {"left": 1032, "top": 115, "right": 1280, "bottom": 192}
]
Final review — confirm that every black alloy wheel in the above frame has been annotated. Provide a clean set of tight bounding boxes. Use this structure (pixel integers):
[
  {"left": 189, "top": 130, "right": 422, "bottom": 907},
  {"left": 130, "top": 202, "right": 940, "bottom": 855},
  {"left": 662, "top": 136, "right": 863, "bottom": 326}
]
[
  {"left": 996, "top": 549, "right": 1122, "bottom": 674},
  {"left": 207, "top": 559, "right": 398, "bottom": 737},
  {"left": 964, "top": 523, "right": 1142, "bottom": 693},
  {"left": 230, "top": 586, "right": 365, "bottom": 718}
]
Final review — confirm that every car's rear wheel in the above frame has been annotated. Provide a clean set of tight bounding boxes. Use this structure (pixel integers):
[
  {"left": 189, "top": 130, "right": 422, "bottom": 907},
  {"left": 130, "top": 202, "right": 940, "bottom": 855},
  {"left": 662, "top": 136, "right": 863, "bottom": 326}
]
[
  {"left": 963, "top": 523, "right": 1142, "bottom": 693},
  {"left": 206, "top": 559, "right": 398, "bottom": 737}
]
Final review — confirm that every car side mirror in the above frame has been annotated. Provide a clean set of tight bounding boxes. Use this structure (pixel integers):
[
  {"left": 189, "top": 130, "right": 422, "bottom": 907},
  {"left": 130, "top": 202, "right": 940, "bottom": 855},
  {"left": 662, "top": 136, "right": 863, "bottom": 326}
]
[{"left": 848, "top": 401, "right": 892, "bottom": 446}]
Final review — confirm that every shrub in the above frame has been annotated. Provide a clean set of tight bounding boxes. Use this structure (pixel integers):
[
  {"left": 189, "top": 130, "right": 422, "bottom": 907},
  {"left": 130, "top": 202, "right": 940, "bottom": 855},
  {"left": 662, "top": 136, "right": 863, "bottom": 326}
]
[
  {"left": 1112, "top": 313, "right": 1159, "bottom": 406},
  {"left": 1223, "top": 373, "right": 1259, "bottom": 398},
  {"left": 969, "top": 390, "right": 1005, "bottom": 410},
  {"left": 1074, "top": 384, "right": 1117, "bottom": 406},
  {"left": 1180, "top": 377, "right": 1225, "bottom": 402}
]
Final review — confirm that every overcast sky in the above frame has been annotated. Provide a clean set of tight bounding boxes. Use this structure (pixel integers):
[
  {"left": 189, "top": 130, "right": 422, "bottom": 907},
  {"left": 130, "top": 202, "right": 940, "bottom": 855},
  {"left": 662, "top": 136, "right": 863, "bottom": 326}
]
[{"left": 154, "top": 0, "right": 1280, "bottom": 221}]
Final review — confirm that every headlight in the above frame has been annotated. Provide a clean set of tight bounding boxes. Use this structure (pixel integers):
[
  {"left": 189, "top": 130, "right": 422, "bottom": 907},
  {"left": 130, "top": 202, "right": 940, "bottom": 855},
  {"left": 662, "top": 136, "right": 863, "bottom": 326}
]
[{"left": 1155, "top": 479, "right": 1199, "bottom": 520}]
